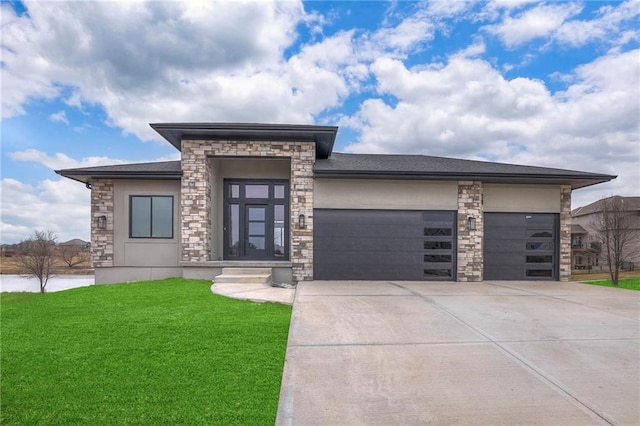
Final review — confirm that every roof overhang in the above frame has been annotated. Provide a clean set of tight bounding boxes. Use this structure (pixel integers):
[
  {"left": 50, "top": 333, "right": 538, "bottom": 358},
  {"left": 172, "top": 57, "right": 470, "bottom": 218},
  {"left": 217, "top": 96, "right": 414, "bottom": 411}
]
[
  {"left": 55, "top": 161, "right": 182, "bottom": 185},
  {"left": 312, "top": 170, "right": 615, "bottom": 190},
  {"left": 55, "top": 171, "right": 182, "bottom": 185},
  {"left": 150, "top": 122, "right": 338, "bottom": 159}
]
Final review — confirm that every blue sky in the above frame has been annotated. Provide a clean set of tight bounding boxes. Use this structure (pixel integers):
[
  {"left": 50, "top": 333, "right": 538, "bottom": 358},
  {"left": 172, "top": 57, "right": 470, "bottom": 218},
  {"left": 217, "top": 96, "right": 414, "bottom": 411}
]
[{"left": 1, "top": 0, "right": 639, "bottom": 243}]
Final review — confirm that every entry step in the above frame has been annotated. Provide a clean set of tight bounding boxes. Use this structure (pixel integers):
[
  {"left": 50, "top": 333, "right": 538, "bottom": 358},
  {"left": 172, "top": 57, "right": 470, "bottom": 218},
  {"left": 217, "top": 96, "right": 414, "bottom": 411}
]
[{"left": 214, "top": 267, "right": 273, "bottom": 285}]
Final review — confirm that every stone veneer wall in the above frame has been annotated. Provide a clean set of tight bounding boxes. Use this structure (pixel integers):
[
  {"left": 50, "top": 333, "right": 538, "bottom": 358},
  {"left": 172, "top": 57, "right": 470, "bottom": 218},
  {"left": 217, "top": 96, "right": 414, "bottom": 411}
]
[
  {"left": 559, "top": 185, "right": 572, "bottom": 281},
  {"left": 180, "top": 140, "right": 315, "bottom": 282},
  {"left": 457, "top": 181, "right": 483, "bottom": 282},
  {"left": 91, "top": 179, "right": 114, "bottom": 267}
]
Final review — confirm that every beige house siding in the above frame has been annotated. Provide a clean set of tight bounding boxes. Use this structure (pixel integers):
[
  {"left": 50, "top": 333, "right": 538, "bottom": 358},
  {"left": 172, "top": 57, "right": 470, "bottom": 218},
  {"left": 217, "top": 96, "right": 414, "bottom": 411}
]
[
  {"left": 112, "top": 179, "right": 181, "bottom": 268},
  {"left": 484, "top": 184, "right": 561, "bottom": 213},
  {"left": 314, "top": 179, "right": 458, "bottom": 210}
]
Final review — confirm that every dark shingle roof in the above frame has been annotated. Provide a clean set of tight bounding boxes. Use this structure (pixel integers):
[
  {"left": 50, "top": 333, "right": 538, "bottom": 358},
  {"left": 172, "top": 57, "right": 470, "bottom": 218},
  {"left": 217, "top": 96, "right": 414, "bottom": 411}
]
[
  {"left": 314, "top": 153, "right": 615, "bottom": 189},
  {"left": 55, "top": 153, "right": 615, "bottom": 190},
  {"left": 571, "top": 224, "right": 588, "bottom": 234},
  {"left": 55, "top": 161, "right": 181, "bottom": 184},
  {"left": 572, "top": 196, "right": 640, "bottom": 217}
]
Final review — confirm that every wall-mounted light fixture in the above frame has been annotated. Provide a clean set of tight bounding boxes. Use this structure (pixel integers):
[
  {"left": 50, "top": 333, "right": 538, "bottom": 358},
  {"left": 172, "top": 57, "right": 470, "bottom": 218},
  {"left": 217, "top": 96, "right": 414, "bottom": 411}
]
[
  {"left": 298, "top": 213, "right": 306, "bottom": 229},
  {"left": 467, "top": 216, "right": 476, "bottom": 231},
  {"left": 97, "top": 215, "right": 107, "bottom": 230}
]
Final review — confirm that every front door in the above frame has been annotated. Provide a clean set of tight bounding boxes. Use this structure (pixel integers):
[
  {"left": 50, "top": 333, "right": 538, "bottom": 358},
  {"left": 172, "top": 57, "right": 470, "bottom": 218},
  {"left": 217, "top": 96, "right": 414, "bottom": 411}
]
[{"left": 224, "top": 180, "right": 289, "bottom": 260}]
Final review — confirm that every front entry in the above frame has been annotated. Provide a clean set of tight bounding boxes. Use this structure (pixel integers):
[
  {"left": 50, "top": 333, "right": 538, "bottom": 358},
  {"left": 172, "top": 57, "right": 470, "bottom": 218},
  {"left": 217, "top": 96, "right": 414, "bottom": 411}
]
[{"left": 224, "top": 180, "right": 289, "bottom": 260}]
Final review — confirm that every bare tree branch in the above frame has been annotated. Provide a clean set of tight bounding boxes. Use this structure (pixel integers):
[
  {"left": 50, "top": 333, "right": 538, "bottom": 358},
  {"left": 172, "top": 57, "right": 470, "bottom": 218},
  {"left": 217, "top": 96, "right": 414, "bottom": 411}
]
[
  {"left": 58, "top": 244, "right": 83, "bottom": 268},
  {"left": 13, "top": 230, "right": 57, "bottom": 293},
  {"left": 595, "top": 197, "right": 639, "bottom": 285}
]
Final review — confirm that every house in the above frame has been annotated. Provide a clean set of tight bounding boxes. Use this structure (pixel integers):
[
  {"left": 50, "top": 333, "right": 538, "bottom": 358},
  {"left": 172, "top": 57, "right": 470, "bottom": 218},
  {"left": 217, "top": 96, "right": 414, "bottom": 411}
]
[
  {"left": 56, "top": 123, "right": 615, "bottom": 284},
  {"left": 571, "top": 196, "right": 640, "bottom": 270}
]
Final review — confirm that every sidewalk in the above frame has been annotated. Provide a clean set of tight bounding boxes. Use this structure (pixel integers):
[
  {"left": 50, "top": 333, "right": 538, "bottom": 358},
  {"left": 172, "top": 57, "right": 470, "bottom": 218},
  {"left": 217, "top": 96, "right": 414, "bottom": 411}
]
[{"left": 211, "top": 282, "right": 295, "bottom": 305}]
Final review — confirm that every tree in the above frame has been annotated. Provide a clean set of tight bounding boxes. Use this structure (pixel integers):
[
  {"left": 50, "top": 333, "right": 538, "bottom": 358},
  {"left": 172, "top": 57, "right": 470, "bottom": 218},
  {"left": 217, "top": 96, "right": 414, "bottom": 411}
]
[
  {"left": 14, "top": 230, "right": 57, "bottom": 293},
  {"left": 595, "top": 197, "right": 638, "bottom": 285},
  {"left": 58, "top": 243, "right": 83, "bottom": 268}
]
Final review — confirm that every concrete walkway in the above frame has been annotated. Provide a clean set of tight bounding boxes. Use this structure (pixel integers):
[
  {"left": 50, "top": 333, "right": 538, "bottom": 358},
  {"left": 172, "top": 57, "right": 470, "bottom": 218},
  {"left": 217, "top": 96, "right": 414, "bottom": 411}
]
[
  {"left": 276, "top": 281, "right": 639, "bottom": 425},
  {"left": 211, "top": 282, "right": 295, "bottom": 305}
]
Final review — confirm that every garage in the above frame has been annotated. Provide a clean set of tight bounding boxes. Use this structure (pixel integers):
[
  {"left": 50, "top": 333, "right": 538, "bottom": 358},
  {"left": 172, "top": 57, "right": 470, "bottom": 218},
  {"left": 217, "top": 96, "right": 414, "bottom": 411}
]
[
  {"left": 484, "top": 213, "right": 558, "bottom": 280},
  {"left": 314, "top": 209, "right": 456, "bottom": 281}
]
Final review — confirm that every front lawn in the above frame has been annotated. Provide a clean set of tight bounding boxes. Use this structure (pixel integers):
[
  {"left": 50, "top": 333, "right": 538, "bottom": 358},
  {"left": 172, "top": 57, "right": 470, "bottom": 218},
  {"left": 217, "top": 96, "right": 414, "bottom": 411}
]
[
  {"left": 0, "top": 278, "right": 292, "bottom": 425},
  {"left": 581, "top": 277, "right": 640, "bottom": 291}
]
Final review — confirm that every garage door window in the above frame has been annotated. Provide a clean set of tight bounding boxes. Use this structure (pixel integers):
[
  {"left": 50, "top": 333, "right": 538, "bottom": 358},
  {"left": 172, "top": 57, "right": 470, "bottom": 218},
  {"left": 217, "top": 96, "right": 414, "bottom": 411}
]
[{"left": 423, "top": 212, "right": 456, "bottom": 280}]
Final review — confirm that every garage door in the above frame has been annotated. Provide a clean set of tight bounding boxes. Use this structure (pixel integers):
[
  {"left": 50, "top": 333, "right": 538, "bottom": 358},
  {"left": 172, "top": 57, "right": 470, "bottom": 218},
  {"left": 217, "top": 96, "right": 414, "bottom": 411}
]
[
  {"left": 314, "top": 210, "right": 456, "bottom": 280},
  {"left": 484, "top": 213, "right": 558, "bottom": 280}
]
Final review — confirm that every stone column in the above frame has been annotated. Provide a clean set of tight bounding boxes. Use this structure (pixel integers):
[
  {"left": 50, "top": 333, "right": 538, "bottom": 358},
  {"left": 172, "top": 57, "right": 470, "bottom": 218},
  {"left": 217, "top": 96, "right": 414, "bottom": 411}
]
[
  {"left": 181, "top": 140, "right": 212, "bottom": 262},
  {"left": 559, "top": 185, "right": 572, "bottom": 281},
  {"left": 457, "top": 181, "right": 483, "bottom": 282},
  {"left": 91, "top": 179, "right": 114, "bottom": 267},
  {"left": 290, "top": 144, "right": 315, "bottom": 282}
]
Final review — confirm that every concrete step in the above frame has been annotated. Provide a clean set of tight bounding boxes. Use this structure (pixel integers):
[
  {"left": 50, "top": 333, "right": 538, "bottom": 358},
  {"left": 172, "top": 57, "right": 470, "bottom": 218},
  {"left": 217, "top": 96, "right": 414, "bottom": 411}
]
[
  {"left": 214, "top": 274, "right": 272, "bottom": 285},
  {"left": 221, "top": 267, "right": 272, "bottom": 276},
  {"left": 214, "top": 267, "right": 273, "bottom": 285}
]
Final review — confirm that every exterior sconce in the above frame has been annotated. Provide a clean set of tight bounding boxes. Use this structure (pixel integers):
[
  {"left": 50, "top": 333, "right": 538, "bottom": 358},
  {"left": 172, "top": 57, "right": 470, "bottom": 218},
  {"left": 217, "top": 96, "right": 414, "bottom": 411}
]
[
  {"left": 298, "top": 213, "right": 306, "bottom": 229},
  {"left": 467, "top": 216, "right": 476, "bottom": 231},
  {"left": 97, "top": 215, "right": 107, "bottom": 230}
]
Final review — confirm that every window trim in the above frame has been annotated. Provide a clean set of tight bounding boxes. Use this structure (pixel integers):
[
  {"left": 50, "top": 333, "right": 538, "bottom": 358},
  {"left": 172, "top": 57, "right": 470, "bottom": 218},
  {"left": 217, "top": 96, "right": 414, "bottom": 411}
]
[{"left": 129, "top": 195, "right": 174, "bottom": 239}]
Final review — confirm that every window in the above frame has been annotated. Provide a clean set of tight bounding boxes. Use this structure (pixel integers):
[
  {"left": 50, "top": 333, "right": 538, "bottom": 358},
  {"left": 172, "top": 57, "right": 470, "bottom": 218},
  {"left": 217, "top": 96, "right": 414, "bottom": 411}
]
[
  {"left": 526, "top": 255, "right": 553, "bottom": 263},
  {"left": 424, "top": 241, "right": 452, "bottom": 250},
  {"left": 424, "top": 228, "right": 452, "bottom": 236},
  {"left": 130, "top": 196, "right": 173, "bottom": 238},
  {"left": 424, "top": 269, "right": 452, "bottom": 278},
  {"left": 526, "top": 269, "right": 553, "bottom": 277}
]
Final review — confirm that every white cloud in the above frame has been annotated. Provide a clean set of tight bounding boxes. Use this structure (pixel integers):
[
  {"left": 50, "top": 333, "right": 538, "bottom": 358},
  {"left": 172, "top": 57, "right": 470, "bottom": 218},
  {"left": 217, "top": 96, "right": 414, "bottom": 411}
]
[
  {"left": 484, "top": 0, "right": 640, "bottom": 49},
  {"left": 554, "top": 0, "right": 640, "bottom": 47},
  {"left": 8, "top": 149, "right": 128, "bottom": 170},
  {"left": 8, "top": 149, "right": 180, "bottom": 171},
  {"left": 344, "top": 48, "right": 640, "bottom": 209},
  {"left": 0, "top": 178, "right": 90, "bottom": 244},
  {"left": 485, "top": 3, "right": 583, "bottom": 47},
  {"left": 0, "top": 1, "right": 322, "bottom": 140},
  {"left": 373, "top": 12, "right": 436, "bottom": 55},
  {"left": 49, "top": 110, "right": 69, "bottom": 125}
]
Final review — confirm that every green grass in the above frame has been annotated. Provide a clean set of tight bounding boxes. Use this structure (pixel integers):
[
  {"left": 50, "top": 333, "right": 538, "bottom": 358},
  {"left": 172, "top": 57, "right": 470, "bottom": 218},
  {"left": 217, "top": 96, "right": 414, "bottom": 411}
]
[
  {"left": 0, "top": 278, "right": 292, "bottom": 425},
  {"left": 581, "top": 277, "right": 640, "bottom": 291}
]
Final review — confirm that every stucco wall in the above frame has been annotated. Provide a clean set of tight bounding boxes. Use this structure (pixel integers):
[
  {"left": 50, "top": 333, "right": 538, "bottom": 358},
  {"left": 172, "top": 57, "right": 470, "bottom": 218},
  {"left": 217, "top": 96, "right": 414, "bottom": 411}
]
[
  {"left": 112, "top": 179, "right": 181, "bottom": 267},
  {"left": 211, "top": 158, "right": 290, "bottom": 260},
  {"left": 314, "top": 179, "right": 458, "bottom": 210},
  {"left": 484, "top": 184, "right": 561, "bottom": 213}
]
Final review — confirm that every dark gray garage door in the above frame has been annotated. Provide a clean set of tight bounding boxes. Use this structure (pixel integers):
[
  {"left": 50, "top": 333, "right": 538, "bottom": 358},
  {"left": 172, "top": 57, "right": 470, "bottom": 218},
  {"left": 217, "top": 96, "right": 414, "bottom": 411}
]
[
  {"left": 484, "top": 213, "right": 558, "bottom": 280},
  {"left": 314, "top": 210, "right": 456, "bottom": 280}
]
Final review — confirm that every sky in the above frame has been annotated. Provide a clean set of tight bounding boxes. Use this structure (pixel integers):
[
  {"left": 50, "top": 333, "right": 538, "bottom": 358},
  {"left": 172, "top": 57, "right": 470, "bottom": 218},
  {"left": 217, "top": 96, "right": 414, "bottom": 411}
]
[{"left": 1, "top": 0, "right": 639, "bottom": 244}]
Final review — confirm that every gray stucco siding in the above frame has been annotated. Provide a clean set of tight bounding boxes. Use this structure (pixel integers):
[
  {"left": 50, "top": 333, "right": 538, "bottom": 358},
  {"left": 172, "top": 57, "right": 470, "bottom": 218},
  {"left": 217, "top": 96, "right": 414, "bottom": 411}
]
[
  {"left": 314, "top": 179, "right": 458, "bottom": 210},
  {"left": 112, "top": 179, "right": 181, "bottom": 268}
]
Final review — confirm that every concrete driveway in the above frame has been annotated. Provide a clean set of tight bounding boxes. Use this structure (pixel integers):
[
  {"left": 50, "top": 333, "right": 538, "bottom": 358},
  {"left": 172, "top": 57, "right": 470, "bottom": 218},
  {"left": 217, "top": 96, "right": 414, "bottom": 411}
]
[{"left": 276, "top": 281, "right": 639, "bottom": 425}]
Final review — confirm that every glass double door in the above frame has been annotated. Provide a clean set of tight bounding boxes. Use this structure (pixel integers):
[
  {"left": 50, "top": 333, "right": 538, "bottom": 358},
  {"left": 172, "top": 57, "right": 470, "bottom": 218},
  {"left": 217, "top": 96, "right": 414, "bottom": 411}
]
[{"left": 224, "top": 180, "right": 289, "bottom": 260}]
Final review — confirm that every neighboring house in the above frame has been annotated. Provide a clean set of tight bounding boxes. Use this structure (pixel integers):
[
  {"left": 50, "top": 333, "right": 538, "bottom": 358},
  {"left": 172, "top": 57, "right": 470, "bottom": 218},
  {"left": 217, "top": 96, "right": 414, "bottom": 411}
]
[
  {"left": 569, "top": 224, "right": 601, "bottom": 270},
  {"left": 571, "top": 196, "right": 640, "bottom": 270},
  {"left": 56, "top": 123, "right": 615, "bottom": 284}
]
